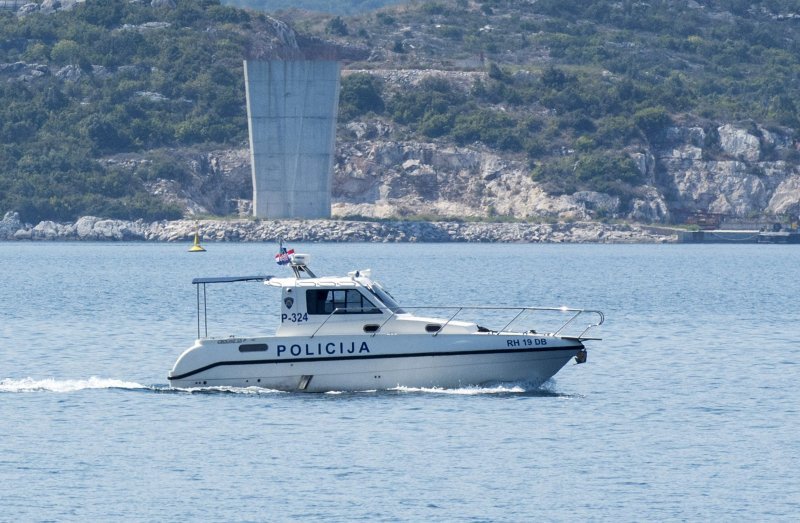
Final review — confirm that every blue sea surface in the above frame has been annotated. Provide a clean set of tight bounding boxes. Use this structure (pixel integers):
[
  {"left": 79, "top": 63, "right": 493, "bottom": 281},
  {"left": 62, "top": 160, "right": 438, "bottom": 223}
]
[{"left": 1, "top": 242, "right": 798, "bottom": 521}]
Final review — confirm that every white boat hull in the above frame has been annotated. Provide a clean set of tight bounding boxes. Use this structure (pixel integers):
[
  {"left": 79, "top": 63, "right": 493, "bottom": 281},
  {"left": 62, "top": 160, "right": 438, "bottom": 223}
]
[{"left": 168, "top": 333, "right": 584, "bottom": 392}]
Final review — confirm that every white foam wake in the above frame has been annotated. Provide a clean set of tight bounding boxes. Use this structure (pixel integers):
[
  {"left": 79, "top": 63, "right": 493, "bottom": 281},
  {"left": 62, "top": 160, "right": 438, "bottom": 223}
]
[
  {"left": 391, "top": 383, "right": 529, "bottom": 395},
  {"left": 0, "top": 376, "right": 147, "bottom": 393},
  {"left": 169, "top": 385, "right": 285, "bottom": 395}
]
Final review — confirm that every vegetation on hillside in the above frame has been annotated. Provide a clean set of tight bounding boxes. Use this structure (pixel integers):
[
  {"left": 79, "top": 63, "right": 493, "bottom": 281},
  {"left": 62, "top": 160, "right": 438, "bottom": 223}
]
[
  {"left": 0, "top": 0, "right": 255, "bottom": 221},
  {"left": 3, "top": 0, "right": 800, "bottom": 222},
  {"left": 329, "top": 0, "right": 800, "bottom": 208}
]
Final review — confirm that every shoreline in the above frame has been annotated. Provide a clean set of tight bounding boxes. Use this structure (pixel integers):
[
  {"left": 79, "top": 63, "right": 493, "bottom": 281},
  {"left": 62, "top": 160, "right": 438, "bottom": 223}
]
[{"left": 1, "top": 213, "right": 678, "bottom": 243}]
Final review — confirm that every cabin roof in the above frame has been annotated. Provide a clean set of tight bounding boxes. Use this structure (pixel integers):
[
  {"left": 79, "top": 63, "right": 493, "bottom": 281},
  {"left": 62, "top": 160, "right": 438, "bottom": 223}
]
[
  {"left": 192, "top": 271, "right": 375, "bottom": 288},
  {"left": 191, "top": 275, "right": 273, "bottom": 284},
  {"left": 266, "top": 275, "right": 362, "bottom": 287}
]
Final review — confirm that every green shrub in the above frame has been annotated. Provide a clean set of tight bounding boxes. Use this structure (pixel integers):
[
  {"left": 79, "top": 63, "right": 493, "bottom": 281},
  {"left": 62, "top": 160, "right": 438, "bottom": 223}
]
[
  {"left": 532, "top": 152, "right": 644, "bottom": 208},
  {"left": 376, "top": 13, "right": 396, "bottom": 25},
  {"left": 339, "top": 73, "right": 385, "bottom": 120},
  {"left": 421, "top": 2, "right": 447, "bottom": 15},
  {"left": 452, "top": 109, "right": 522, "bottom": 151},
  {"left": 388, "top": 77, "right": 464, "bottom": 125},
  {"left": 634, "top": 107, "right": 672, "bottom": 139},
  {"left": 326, "top": 16, "right": 349, "bottom": 36},
  {"left": 420, "top": 111, "right": 454, "bottom": 138}
]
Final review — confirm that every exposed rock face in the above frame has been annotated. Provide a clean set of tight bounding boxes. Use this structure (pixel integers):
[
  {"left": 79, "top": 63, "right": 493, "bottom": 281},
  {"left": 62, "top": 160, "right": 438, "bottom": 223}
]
[
  {"left": 104, "top": 148, "right": 252, "bottom": 217},
  {"left": 656, "top": 124, "right": 800, "bottom": 219},
  {"left": 344, "top": 69, "right": 485, "bottom": 91},
  {"left": 40, "top": 0, "right": 61, "bottom": 13},
  {"left": 55, "top": 64, "right": 82, "bottom": 82},
  {"left": 769, "top": 176, "right": 800, "bottom": 215},
  {"left": 718, "top": 124, "right": 761, "bottom": 162},
  {"left": 331, "top": 120, "right": 799, "bottom": 223},
  {"left": 0, "top": 61, "right": 49, "bottom": 81},
  {"left": 119, "top": 21, "right": 172, "bottom": 32},
  {"left": 629, "top": 186, "right": 670, "bottom": 222},
  {"left": 95, "top": 117, "right": 799, "bottom": 226},
  {"left": 17, "top": 3, "right": 39, "bottom": 16},
  {"left": 0, "top": 211, "right": 22, "bottom": 239},
  {"left": 18, "top": 0, "right": 81, "bottom": 16},
  {"left": 112, "top": 121, "right": 798, "bottom": 226},
  {"left": 331, "top": 125, "right": 606, "bottom": 222},
  {"left": 245, "top": 15, "right": 368, "bottom": 62},
  {"left": 136, "top": 142, "right": 561, "bottom": 222}
]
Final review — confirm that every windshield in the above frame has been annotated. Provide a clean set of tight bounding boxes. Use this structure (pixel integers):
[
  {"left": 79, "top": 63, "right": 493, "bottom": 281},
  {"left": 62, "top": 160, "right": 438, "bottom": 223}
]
[{"left": 368, "top": 282, "right": 406, "bottom": 314}]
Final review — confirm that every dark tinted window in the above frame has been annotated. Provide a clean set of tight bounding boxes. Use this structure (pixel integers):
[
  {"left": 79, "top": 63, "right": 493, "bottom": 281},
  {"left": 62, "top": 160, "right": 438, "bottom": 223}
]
[
  {"left": 306, "top": 289, "right": 380, "bottom": 315},
  {"left": 239, "top": 344, "right": 268, "bottom": 352}
]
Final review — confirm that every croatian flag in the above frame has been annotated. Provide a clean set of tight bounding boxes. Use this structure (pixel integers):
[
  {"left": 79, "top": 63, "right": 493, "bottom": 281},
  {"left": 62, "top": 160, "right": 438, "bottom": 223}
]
[{"left": 275, "top": 247, "right": 295, "bottom": 265}]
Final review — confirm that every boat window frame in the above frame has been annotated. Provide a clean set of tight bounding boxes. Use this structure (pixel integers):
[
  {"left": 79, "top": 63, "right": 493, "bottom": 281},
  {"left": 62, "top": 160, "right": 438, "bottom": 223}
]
[
  {"left": 366, "top": 283, "right": 406, "bottom": 314},
  {"left": 306, "top": 288, "right": 382, "bottom": 315}
]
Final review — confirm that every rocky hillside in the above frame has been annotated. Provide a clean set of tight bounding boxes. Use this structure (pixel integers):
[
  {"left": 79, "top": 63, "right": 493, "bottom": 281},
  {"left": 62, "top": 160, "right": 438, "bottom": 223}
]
[
  {"left": 3, "top": 0, "right": 800, "bottom": 226},
  {"left": 331, "top": 112, "right": 800, "bottom": 223},
  {"left": 309, "top": 0, "right": 800, "bottom": 224},
  {"left": 131, "top": 113, "right": 800, "bottom": 224}
]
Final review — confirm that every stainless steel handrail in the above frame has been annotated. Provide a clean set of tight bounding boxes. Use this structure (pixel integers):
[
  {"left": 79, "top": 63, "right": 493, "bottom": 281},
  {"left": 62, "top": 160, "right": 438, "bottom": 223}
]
[
  {"left": 309, "top": 307, "right": 353, "bottom": 338},
  {"left": 374, "top": 309, "right": 398, "bottom": 337},
  {"left": 307, "top": 305, "right": 604, "bottom": 339},
  {"left": 309, "top": 306, "right": 385, "bottom": 338},
  {"left": 433, "top": 307, "right": 464, "bottom": 337}
]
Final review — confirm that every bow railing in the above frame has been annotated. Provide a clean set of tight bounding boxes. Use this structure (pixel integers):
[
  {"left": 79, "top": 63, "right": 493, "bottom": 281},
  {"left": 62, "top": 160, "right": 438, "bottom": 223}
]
[{"left": 309, "top": 305, "right": 604, "bottom": 339}]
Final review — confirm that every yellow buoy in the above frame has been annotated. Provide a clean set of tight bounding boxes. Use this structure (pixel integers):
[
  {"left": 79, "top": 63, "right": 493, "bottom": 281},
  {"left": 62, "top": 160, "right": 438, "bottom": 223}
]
[{"left": 188, "top": 231, "right": 206, "bottom": 252}]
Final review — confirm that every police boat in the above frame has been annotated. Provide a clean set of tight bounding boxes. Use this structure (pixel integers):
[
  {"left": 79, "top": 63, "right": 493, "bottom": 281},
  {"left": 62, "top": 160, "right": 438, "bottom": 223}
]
[{"left": 168, "top": 252, "right": 603, "bottom": 392}]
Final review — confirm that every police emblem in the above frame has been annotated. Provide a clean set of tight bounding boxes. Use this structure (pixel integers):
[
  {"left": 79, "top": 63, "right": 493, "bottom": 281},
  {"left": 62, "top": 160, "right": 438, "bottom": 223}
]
[{"left": 284, "top": 297, "right": 294, "bottom": 309}]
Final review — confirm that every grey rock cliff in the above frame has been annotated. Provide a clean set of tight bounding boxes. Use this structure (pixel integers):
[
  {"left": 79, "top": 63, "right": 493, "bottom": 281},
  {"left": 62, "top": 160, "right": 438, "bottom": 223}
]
[
  {"left": 657, "top": 124, "right": 800, "bottom": 219},
  {"left": 121, "top": 122, "right": 798, "bottom": 225},
  {"left": 107, "top": 118, "right": 800, "bottom": 226},
  {"left": 327, "top": 120, "right": 798, "bottom": 224},
  {"left": 0, "top": 211, "right": 22, "bottom": 240}
]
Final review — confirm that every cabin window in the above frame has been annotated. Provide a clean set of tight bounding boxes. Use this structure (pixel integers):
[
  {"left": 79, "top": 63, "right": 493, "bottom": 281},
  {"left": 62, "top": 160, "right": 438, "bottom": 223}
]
[
  {"left": 306, "top": 289, "right": 381, "bottom": 315},
  {"left": 367, "top": 284, "right": 406, "bottom": 314}
]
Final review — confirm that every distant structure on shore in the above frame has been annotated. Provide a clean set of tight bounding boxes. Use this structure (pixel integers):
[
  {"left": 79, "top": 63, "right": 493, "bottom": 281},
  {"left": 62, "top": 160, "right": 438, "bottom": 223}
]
[{"left": 244, "top": 60, "right": 340, "bottom": 219}]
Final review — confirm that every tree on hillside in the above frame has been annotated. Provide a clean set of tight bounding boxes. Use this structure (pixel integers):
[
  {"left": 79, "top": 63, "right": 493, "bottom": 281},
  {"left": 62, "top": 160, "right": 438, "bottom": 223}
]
[{"left": 339, "top": 73, "right": 384, "bottom": 120}]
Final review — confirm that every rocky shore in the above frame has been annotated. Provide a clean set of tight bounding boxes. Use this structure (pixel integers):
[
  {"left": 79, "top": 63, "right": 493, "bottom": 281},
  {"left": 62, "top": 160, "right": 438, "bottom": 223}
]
[{"left": 0, "top": 212, "right": 676, "bottom": 243}]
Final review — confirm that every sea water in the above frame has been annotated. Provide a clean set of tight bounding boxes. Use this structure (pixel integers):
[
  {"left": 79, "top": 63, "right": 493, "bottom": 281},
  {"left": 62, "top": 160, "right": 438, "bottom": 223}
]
[{"left": 1, "top": 242, "right": 798, "bottom": 521}]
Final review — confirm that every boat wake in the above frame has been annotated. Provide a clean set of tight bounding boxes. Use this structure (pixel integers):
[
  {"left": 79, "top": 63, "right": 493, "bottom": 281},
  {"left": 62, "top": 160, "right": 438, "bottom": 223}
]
[
  {"left": 164, "top": 385, "right": 286, "bottom": 395},
  {"left": 0, "top": 377, "right": 288, "bottom": 395},
  {"left": 1, "top": 377, "right": 573, "bottom": 397},
  {"left": 0, "top": 376, "right": 149, "bottom": 393},
  {"left": 391, "top": 384, "right": 528, "bottom": 395},
  {"left": 389, "top": 380, "right": 574, "bottom": 397}
]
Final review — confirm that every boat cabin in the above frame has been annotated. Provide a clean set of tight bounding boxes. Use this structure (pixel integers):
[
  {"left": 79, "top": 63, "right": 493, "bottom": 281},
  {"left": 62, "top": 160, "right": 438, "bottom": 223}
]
[
  {"left": 268, "top": 262, "right": 477, "bottom": 336},
  {"left": 192, "top": 254, "right": 478, "bottom": 339}
]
